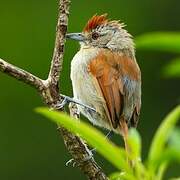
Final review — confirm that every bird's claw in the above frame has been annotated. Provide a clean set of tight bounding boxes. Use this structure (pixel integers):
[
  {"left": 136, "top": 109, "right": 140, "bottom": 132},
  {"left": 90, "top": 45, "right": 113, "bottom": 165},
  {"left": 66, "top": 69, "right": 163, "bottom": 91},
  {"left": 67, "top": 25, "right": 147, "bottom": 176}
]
[
  {"left": 52, "top": 94, "right": 73, "bottom": 110},
  {"left": 54, "top": 98, "right": 68, "bottom": 110},
  {"left": 65, "top": 154, "right": 94, "bottom": 167},
  {"left": 82, "top": 153, "right": 94, "bottom": 162},
  {"left": 105, "top": 130, "right": 114, "bottom": 139},
  {"left": 54, "top": 94, "right": 96, "bottom": 113},
  {"left": 66, "top": 158, "right": 77, "bottom": 167}
]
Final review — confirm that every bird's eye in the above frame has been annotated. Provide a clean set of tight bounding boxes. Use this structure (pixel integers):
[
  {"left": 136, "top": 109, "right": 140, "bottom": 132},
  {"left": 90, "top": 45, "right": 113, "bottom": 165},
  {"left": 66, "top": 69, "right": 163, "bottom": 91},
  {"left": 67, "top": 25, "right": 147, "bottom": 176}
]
[{"left": 92, "top": 32, "right": 99, "bottom": 40}]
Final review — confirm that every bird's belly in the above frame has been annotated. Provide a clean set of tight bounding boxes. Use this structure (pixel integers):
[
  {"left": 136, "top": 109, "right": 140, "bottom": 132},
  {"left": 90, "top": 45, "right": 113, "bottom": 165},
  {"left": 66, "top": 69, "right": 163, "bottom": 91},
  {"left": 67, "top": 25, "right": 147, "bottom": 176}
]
[{"left": 70, "top": 48, "right": 111, "bottom": 129}]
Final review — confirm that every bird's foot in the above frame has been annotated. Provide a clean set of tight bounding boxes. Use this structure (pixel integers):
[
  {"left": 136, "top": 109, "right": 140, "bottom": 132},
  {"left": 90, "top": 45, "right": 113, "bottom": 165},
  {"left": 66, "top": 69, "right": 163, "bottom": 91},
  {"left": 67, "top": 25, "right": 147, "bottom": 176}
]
[
  {"left": 65, "top": 131, "right": 114, "bottom": 166},
  {"left": 54, "top": 94, "right": 96, "bottom": 113},
  {"left": 53, "top": 94, "right": 72, "bottom": 110},
  {"left": 105, "top": 130, "right": 114, "bottom": 139},
  {"left": 66, "top": 158, "right": 77, "bottom": 167},
  {"left": 66, "top": 152, "right": 94, "bottom": 167}
]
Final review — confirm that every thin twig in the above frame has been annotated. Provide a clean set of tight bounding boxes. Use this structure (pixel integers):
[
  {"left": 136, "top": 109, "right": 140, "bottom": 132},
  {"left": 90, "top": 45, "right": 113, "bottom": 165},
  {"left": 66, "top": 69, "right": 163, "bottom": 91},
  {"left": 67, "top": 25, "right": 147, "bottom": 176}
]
[{"left": 0, "top": 0, "right": 108, "bottom": 179}]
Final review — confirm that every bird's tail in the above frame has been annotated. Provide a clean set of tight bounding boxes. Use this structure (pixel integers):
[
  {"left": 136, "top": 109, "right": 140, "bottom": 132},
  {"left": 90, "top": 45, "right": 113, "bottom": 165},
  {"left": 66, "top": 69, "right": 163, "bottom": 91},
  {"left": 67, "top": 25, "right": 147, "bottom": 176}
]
[
  {"left": 119, "top": 119, "right": 132, "bottom": 166},
  {"left": 120, "top": 119, "right": 129, "bottom": 152}
]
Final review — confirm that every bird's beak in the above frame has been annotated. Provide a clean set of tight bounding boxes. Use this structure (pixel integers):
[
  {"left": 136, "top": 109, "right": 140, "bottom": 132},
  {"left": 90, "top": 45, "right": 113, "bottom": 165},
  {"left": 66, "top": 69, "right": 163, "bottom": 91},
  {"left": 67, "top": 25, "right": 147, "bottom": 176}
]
[{"left": 66, "top": 33, "right": 85, "bottom": 42}]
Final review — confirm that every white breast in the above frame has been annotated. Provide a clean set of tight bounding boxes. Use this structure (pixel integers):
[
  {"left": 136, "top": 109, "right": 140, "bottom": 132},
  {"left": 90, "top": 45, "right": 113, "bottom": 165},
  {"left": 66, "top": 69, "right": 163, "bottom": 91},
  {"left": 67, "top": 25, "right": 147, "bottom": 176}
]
[
  {"left": 70, "top": 47, "right": 106, "bottom": 125},
  {"left": 70, "top": 47, "right": 115, "bottom": 130},
  {"left": 70, "top": 47, "right": 99, "bottom": 99}
]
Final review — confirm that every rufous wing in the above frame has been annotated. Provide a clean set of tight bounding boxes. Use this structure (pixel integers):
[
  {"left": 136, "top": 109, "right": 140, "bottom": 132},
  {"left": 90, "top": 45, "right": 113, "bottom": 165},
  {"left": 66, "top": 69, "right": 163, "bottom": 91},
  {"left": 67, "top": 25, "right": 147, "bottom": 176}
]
[{"left": 89, "top": 50, "right": 141, "bottom": 129}]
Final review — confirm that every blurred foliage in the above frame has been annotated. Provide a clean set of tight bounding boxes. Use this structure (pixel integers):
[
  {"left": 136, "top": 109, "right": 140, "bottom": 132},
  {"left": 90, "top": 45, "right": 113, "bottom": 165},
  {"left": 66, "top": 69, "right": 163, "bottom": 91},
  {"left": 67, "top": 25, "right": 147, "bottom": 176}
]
[
  {"left": 162, "top": 58, "right": 180, "bottom": 78},
  {"left": 37, "top": 106, "right": 180, "bottom": 180},
  {"left": 135, "top": 32, "right": 180, "bottom": 53},
  {"left": 135, "top": 32, "right": 180, "bottom": 79}
]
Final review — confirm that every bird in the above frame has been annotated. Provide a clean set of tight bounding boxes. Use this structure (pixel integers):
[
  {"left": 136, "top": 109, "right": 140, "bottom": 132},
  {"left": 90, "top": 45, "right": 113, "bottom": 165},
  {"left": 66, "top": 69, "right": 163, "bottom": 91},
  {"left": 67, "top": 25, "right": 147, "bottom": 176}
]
[{"left": 66, "top": 14, "right": 141, "bottom": 155}]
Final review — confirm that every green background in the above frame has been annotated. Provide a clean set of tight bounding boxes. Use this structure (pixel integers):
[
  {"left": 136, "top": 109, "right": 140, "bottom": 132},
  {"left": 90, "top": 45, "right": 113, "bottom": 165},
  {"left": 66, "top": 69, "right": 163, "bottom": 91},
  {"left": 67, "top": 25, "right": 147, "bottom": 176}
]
[{"left": 0, "top": 0, "right": 179, "bottom": 179}]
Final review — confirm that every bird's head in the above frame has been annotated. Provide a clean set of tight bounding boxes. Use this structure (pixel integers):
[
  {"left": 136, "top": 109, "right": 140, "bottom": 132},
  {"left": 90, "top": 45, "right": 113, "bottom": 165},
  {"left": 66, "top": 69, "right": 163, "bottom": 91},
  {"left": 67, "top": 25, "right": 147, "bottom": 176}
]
[{"left": 66, "top": 14, "right": 134, "bottom": 52}]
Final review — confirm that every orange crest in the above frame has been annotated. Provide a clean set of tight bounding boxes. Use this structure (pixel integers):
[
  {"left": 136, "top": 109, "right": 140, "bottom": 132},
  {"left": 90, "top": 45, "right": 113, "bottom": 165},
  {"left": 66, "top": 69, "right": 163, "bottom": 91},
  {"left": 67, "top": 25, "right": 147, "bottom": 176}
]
[{"left": 83, "top": 14, "right": 108, "bottom": 32}]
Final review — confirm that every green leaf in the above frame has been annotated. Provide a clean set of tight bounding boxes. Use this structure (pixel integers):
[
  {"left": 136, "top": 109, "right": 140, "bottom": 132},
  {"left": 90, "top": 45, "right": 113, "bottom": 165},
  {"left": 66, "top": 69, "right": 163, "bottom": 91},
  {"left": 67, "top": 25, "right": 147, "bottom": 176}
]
[
  {"left": 162, "top": 58, "right": 180, "bottom": 78},
  {"left": 148, "top": 105, "right": 180, "bottom": 169},
  {"left": 155, "top": 147, "right": 180, "bottom": 167},
  {"left": 135, "top": 32, "right": 180, "bottom": 53},
  {"left": 169, "top": 128, "right": 180, "bottom": 149},
  {"left": 36, "top": 107, "right": 131, "bottom": 172},
  {"left": 155, "top": 163, "right": 167, "bottom": 180},
  {"left": 109, "top": 172, "right": 136, "bottom": 180},
  {"left": 153, "top": 128, "right": 180, "bottom": 170},
  {"left": 128, "top": 128, "right": 141, "bottom": 160},
  {"left": 109, "top": 172, "right": 122, "bottom": 180},
  {"left": 127, "top": 129, "right": 146, "bottom": 179}
]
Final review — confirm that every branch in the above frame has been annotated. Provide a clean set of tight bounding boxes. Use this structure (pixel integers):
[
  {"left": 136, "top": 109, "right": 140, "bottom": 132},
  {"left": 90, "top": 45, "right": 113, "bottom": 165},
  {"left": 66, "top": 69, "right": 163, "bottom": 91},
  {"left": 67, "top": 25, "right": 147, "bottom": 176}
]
[
  {"left": 48, "top": 0, "right": 70, "bottom": 85},
  {"left": 0, "top": 0, "right": 108, "bottom": 179},
  {"left": 0, "top": 58, "right": 43, "bottom": 90}
]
